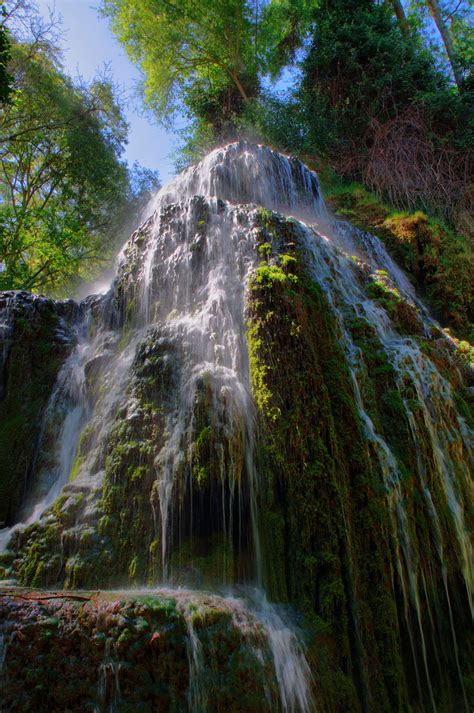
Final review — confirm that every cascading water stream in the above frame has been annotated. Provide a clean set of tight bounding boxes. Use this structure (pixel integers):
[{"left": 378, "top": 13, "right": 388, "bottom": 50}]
[
  {"left": 134, "top": 200, "right": 262, "bottom": 579},
  {"left": 0, "top": 310, "right": 143, "bottom": 554},
  {"left": 94, "top": 636, "right": 122, "bottom": 713},
  {"left": 245, "top": 588, "right": 314, "bottom": 713},
  {"left": 295, "top": 217, "right": 471, "bottom": 711},
  {"left": 0, "top": 317, "right": 88, "bottom": 551},
  {"left": 178, "top": 587, "right": 313, "bottom": 713},
  {"left": 130, "top": 187, "right": 313, "bottom": 709},
  {"left": 1, "top": 144, "right": 321, "bottom": 712},
  {"left": 156, "top": 142, "right": 325, "bottom": 220}
]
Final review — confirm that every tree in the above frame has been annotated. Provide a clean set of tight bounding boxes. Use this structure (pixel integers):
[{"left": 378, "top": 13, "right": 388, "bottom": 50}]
[
  {"left": 386, "top": 0, "right": 410, "bottom": 35},
  {"left": 0, "top": 4, "right": 13, "bottom": 104},
  {"left": 0, "top": 2, "right": 160, "bottom": 294},
  {"left": 101, "top": 0, "right": 261, "bottom": 133},
  {"left": 291, "top": 0, "right": 474, "bottom": 222},
  {"left": 424, "top": 0, "right": 464, "bottom": 87},
  {"left": 409, "top": 0, "right": 473, "bottom": 89},
  {"left": 101, "top": 0, "right": 317, "bottom": 162},
  {"left": 257, "top": 0, "right": 314, "bottom": 75},
  {"left": 300, "top": 0, "right": 442, "bottom": 155},
  {"left": 0, "top": 41, "right": 130, "bottom": 291}
]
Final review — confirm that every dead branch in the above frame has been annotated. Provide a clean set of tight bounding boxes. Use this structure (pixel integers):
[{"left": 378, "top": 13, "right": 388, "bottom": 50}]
[{"left": 0, "top": 590, "right": 97, "bottom": 603}]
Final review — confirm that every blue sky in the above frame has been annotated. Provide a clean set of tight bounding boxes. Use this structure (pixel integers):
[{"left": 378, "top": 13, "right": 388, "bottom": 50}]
[{"left": 37, "top": 0, "right": 180, "bottom": 183}]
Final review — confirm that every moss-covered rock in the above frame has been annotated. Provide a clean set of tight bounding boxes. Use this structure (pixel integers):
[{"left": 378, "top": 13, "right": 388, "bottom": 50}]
[
  {"left": 0, "top": 589, "right": 277, "bottom": 713},
  {"left": 322, "top": 181, "right": 473, "bottom": 340},
  {"left": 0, "top": 292, "right": 77, "bottom": 527},
  {"left": 1, "top": 144, "right": 472, "bottom": 713},
  {"left": 246, "top": 210, "right": 473, "bottom": 713}
]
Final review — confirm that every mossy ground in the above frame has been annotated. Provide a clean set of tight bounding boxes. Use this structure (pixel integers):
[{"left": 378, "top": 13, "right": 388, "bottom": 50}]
[
  {"left": 318, "top": 172, "right": 473, "bottom": 341},
  {"left": 0, "top": 590, "right": 276, "bottom": 712}
]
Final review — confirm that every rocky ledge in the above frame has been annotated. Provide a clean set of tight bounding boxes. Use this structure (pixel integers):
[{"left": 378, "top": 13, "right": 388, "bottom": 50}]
[{"left": 0, "top": 587, "right": 280, "bottom": 713}]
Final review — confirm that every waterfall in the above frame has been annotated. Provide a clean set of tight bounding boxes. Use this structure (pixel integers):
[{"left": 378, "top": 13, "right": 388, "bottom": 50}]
[
  {"left": 295, "top": 220, "right": 471, "bottom": 712},
  {"left": 298, "top": 221, "right": 472, "bottom": 608},
  {"left": 0, "top": 141, "right": 472, "bottom": 712},
  {"left": 94, "top": 636, "right": 122, "bottom": 713}
]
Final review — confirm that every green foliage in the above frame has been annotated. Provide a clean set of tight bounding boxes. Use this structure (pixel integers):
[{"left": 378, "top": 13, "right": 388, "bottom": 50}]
[
  {"left": 409, "top": 0, "right": 474, "bottom": 89},
  {"left": 100, "top": 0, "right": 471, "bottom": 236},
  {"left": 247, "top": 1, "right": 473, "bottom": 231},
  {"left": 0, "top": 8, "right": 13, "bottom": 104},
  {"left": 0, "top": 40, "right": 126, "bottom": 292},
  {"left": 300, "top": 0, "right": 442, "bottom": 154},
  {"left": 101, "top": 0, "right": 260, "bottom": 131},
  {"left": 253, "top": 262, "right": 298, "bottom": 288},
  {"left": 324, "top": 179, "right": 473, "bottom": 338},
  {"left": 257, "top": 0, "right": 313, "bottom": 77},
  {"left": 0, "top": 11, "right": 160, "bottom": 294},
  {"left": 101, "top": 0, "right": 318, "bottom": 160},
  {"left": 257, "top": 241, "right": 272, "bottom": 258}
]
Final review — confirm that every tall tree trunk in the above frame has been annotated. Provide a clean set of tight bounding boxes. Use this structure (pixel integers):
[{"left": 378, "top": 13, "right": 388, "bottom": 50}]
[
  {"left": 231, "top": 71, "right": 250, "bottom": 104},
  {"left": 388, "top": 0, "right": 410, "bottom": 37},
  {"left": 425, "top": 0, "right": 463, "bottom": 89}
]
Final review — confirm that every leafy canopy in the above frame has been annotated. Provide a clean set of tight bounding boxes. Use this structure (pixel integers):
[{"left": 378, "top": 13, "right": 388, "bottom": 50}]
[
  {"left": 0, "top": 17, "right": 160, "bottom": 293},
  {"left": 101, "top": 0, "right": 316, "bottom": 133},
  {"left": 301, "top": 0, "right": 443, "bottom": 150},
  {"left": 101, "top": 0, "right": 261, "bottom": 128},
  {"left": 0, "top": 10, "right": 13, "bottom": 105}
]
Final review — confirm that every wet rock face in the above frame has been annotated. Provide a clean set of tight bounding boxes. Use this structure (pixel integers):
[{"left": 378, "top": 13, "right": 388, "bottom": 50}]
[
  {"left": 1, "top": 200, "right": 262, "bottom": 591},
  {"left": 0, "top": 591, "right": 276, "bottom": 713},
  {"left": 0, "top": 292, "right": 78, "bottom": 527},
  {"left": 157, "top": 141, "right": 323, "bottom": 218},
  {"left": 247, "top": 210, "right": 474, "bottom": 712}
]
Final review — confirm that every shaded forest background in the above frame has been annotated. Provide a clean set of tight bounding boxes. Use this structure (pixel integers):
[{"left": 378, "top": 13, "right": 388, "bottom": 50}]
[{"left": 0, "top": 0, "right": 472, "bottom": 338}]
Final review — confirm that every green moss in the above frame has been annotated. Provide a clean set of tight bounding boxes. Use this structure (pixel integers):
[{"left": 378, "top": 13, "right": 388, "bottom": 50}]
[
  {"left": 279, "top": 253, "right": 297, "bottom": 269},
  {"left": 454, "top": 339, "right": 474, "bottom": 368},
  {"left": 367, "top": 271, "right": 401, "bottom": 303},
  {"left": 322, "top": 179, "right": 473, "bottom": 339},
  {"left": 191, "top": 426, "right": 213, "bottom": 486},
  {"left": 453, "top": 390, "right": 474, "bottom": 429},
  {"left": 128, "top": 555, "right": 139, "bottom": 580},
  {"left": 69, "top": 454, "right": 85, "bottom": 481},
  {"left": 256, "top": 207, "right": 274, "bottom": 228},
  {"left": 252, "top": 262, "right": 298, "bottom": 288},
  {"left": 247, "top": 321, "right": 281, "bottom": 422},
  {"left": 125, "top": 297, "right": 137, "bottom": 324},
  {"left": 246, "top": 212, "right": 410, "bottom": 711},
  {"left": 257, "top": 242, "right": 272, "bottom": 258},
  {"left": 0, "top": 303, "right": 73, "bottom": 526}
]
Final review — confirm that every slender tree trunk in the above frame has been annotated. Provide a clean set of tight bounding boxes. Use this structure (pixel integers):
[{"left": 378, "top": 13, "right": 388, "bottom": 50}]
[
  {"left": 228, "top": 1, "right": 250, "bottom": 106},
  {"left": 388, "top": 0, "right": 410, "bottom": 37},
  {"left": 231, "top": 71, "right": 250, "bottom": 104},
  {"left": 425, "top": 0, "right": 463, "bottom": 89}
]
